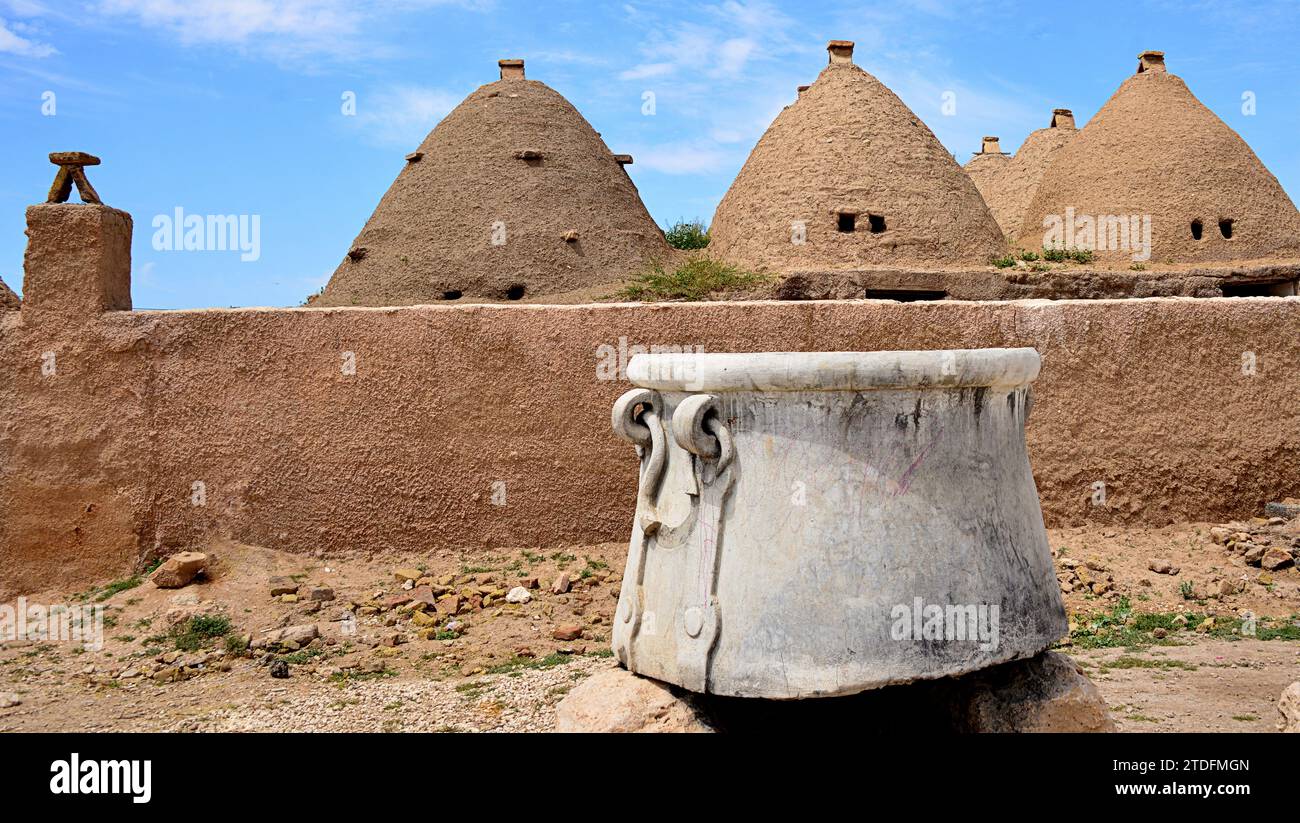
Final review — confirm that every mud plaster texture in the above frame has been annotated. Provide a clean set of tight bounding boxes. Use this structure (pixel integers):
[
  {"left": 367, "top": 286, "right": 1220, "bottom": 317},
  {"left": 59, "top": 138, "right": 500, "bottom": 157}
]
[
  {"left": 965, "top": 116, "right": 1078, "bottom": 239},
  {"left": 0, "top": 278, "right": 19, "bottom": 311},
  {"left": 708, "top": 58, "right": 1006, "bottom": 273},
  {"left": 313, "top": 71, "right": 670, "bottom": 307},
  {"left": 4, "top": 288, "right": 1300, "bottom": 599},
  {"left": 772, "top": 261, "right": 1300, "bottom": 301},
  {"left": 1018, "top": 64, "right": 1300, "bottom": 265}
]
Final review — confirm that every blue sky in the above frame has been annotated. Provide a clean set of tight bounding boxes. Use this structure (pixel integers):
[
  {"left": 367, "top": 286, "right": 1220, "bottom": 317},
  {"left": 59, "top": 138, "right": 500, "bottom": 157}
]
[{"left": 2, "top": 0, "right": 1299, "bottom": 309}]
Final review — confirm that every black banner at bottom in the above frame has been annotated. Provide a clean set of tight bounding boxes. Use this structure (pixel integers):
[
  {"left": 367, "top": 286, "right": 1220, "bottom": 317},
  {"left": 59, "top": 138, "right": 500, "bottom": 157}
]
[{"left": 1, "top": 732, "right": 1287, "bottom": 809}]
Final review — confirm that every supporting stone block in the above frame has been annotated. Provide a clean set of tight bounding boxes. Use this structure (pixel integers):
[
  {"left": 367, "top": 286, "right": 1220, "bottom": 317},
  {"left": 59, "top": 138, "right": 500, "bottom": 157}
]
[
  {"left": 555, "top": 668, "right": 715, "bottom": 733},
  {"left": 22, "top": 203, "right": 132, "bottom": 323}
]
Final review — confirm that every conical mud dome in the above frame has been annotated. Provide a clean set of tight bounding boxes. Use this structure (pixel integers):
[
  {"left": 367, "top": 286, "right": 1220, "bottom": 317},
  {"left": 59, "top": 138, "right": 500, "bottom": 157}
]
[
  {"left": 1018, "top": 52, "right": 1300, "bottom": 264},
  {"left": 964, "top": 137, "right": 1012, "bottom": 234},
  {"left": 966, "top": 112, "right": 1077, "bottom": 237},
  {"left": 0, "top": 277, "right": 18, "bottom": 310},
  {"left": 709, "top": 41, "right": 1006, "bottom": 272},
  {"left": 315, "top": 60, "right": 670, "bottom": 306}
]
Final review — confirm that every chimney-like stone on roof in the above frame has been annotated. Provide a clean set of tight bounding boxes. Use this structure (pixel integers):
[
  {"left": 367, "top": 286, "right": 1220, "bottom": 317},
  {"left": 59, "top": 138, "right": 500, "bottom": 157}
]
[
  {"left": 827, "top": 40, "right": 854, "bottom": 65},
  {"left": 613, "top": 154, "right": 633, "bottom": 165},
  {"left": 499, "top": 59, "right": 525, "bottom": 80},
  {"left": 981, "top": 136, "right": 1002, "bottom": 154},
  {"left": 1137, "top": 51, "right": 1165, "bottom": 74},
  {"left": 797, "top": 84, "right": 811, "bottom": 98},
  {"left": 1050, "top": 108, "right": 1075, "bottom": 129}
]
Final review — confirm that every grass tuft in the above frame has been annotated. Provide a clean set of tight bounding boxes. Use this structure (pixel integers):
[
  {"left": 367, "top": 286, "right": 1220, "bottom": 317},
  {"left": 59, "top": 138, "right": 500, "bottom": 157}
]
[{"left": 617, "top": 256, "right": 768, "bottom": 301}]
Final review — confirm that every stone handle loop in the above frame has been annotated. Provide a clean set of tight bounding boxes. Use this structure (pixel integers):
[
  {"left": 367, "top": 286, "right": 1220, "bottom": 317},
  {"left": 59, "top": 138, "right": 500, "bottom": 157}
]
[
  {"left": 611, "top": 388, "right": 659, "bottom": 446},
  {"left": 672, "top": 394, "right": 732, "bottom": 469}
]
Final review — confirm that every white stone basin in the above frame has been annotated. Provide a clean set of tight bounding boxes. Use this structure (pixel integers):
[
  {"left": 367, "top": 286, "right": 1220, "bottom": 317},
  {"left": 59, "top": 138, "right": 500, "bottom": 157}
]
[{"left": 610, "top": 348, "right": 1067, "bottom": 699}]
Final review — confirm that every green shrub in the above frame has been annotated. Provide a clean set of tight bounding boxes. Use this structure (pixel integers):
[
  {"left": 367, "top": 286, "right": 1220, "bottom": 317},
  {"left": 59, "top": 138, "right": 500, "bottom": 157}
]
[
  {"left": 171, "top": 614, "right": 233, "bottom": 651},
  {"left": 663, "top": 219, "right": 710, "bottom": 250},
  {"left": 617, "top": 257, "right": 767, "bottom": 301}
]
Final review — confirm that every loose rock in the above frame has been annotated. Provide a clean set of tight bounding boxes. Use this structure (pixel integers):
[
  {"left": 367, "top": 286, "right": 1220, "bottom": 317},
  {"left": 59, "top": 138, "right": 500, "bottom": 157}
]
[
  {"left": 1147, "top": 559, "right": 1179, "bottom": 575},
  {"left": 149, "top": 551, "right": 208, "bottom": 589},
  {"left": 555, "top": 668, "right": 714, "bottom": 733},
  {"left": 1260, "top": 548, "right": 1294, "bottom": 571},
  {"left": 268, "top": 576, "right": 299, "bottom": 597},
  {"left": 553, "top": 624, "right": 583, "bottom": 641},
  {"left": 940, "top": 651, "right": 1116, "bottom": 732},
  {"left": 1279, "top": 682, "right": 1300, "bottom": 733}
]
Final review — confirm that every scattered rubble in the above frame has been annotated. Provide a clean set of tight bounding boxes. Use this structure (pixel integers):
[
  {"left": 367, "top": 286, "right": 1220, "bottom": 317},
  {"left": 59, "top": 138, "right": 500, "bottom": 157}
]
[{"left": 2, "top": 521, "right": 1293, "bottom": 733}]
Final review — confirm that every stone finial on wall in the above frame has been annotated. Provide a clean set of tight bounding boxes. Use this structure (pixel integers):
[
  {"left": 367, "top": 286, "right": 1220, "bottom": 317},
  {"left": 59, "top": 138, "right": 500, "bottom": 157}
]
[
  {"left": 23, "top": 152, "right": 132, "bottom": 322},
  {"left": 499, "top": 59, "right": 525, "bottom": 80},
  {"left": 1137, "top": 50, "right": 1166, "bottom": 74},
  {"left": 47, "top": 152, "right": 103, "bottom": 205},
  {"left": 827, "top": 40, "right": 854, "bottom": 65}
]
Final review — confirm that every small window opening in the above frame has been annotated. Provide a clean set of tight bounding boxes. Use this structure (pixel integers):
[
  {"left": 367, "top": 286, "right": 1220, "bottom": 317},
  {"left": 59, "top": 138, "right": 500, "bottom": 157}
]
[
  {"left": 442, "top": 290, "right": 462, "bottom": 300},
  {"left": 505, "top": 284, "right": 526, "bottom": 300},
  {"left": 1221, "top": 279, "right": 1296, "bottom": 298},
  {"left": 868, "top": 214, "right": 887, "bottom": 234},
  {"left": 1218, "top": 218, "right": 1234, "bottom": 239},
  {"left": 836, "top": 212, "right": 856, "bottom": 232},
  {"left": 1190, "top": 219, "right": 1203, "bottom": 240},
  {"left": 865, "top": 288, "right": 947, "bottom": 302}
]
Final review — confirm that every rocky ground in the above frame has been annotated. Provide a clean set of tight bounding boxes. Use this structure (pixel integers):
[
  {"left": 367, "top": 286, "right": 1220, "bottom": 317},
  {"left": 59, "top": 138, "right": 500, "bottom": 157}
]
[{"left": 1, "top": 517, "right": 1297, "bottom": 733}]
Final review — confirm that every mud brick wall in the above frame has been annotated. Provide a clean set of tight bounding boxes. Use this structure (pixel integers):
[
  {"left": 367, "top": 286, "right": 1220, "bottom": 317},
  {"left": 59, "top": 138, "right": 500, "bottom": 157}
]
[{"left": 2, "top": 206, "right": 1298, "bottom": 597}]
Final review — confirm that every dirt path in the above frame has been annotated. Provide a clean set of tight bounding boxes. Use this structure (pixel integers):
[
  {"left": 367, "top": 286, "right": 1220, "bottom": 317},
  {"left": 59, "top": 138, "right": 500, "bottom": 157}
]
[
  {"left": 1, "top": 521, "right": 1296, "bottom": 732},
  {"left": 1074, "top": 640, "right": 1299, "bottom": 732}
]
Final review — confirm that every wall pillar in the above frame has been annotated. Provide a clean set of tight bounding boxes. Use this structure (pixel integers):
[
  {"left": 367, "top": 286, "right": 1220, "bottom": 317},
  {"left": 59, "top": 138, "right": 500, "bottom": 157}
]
[{"left": 22, "top": 203, "right": 132, "bottom": 324}]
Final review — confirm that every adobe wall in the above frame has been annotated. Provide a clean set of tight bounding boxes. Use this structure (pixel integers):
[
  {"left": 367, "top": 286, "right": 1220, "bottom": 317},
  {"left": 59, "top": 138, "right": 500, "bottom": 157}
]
[
  {"left": 3, "top": 289, "right": 1298, "bottom": 599},
  {"left": 2, "top": 203, "right": 1297, "bottom": 599}
]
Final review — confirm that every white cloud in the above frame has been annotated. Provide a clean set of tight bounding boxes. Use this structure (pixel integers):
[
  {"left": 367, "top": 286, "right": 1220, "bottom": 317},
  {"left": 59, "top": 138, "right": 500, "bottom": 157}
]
[
  {"left": 634, "top": 141, "right": 732, "bottom": 175},
  {"left": 349, "top": 85, "right": 460, "bottom": 148},
  {"left": 2, "top": 1, "right": 53, "bottom": 15},
  {"left": 93, "top": 0, "right": 489, "bottom": 61},
  {"left": 714, "top": 37, "right": 756, "bottom": 76},
  {"left": 0, "top": 18, "right": 54, "bottom": 56},
  {"left": 620, "top": 0, "right": 798, "bottom": 82},
  {"left": 619, "top": 61, "right": 673, "bottom": 81}
]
